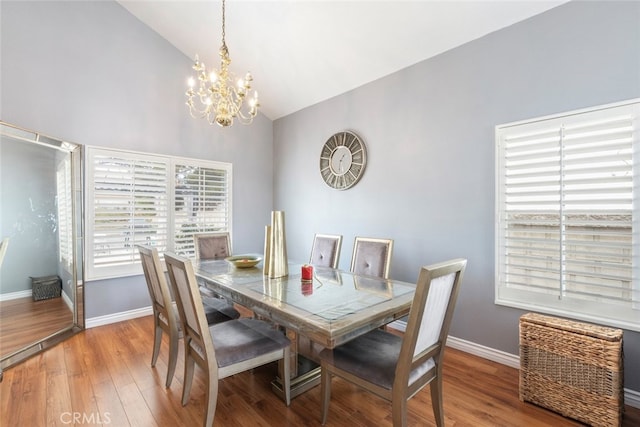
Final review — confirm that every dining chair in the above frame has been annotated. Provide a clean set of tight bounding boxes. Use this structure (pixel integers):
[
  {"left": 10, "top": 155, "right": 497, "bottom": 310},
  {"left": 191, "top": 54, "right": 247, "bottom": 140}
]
[
  {"left": 193, "top": 232, "right": 233, "bottom": 298},
  {"left": 0, "top": 237, "right": 8, "bottom": 269},
  {"left": 193, "top": 232, "right": 232, "bottom": 260},
  {"left": 320, "top": 258, "right": 467, "bottom": 427},
  {"left": 350, "top": 236, "right": 394, "bottom": 279},
  {"left": 309, "top": 233, "right": 343, "bottom": 268},
  {"left": 136, "top": 245, "right": 240, "bottom": 388},
  {"left": 164, "top": 252, "right": 291, "bottom": 426}
]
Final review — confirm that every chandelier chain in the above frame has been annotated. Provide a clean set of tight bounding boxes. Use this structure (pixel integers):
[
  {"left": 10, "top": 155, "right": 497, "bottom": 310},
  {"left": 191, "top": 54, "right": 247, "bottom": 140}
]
[{"left": 221, "top": 0, "right": 226, "bottom": 47}]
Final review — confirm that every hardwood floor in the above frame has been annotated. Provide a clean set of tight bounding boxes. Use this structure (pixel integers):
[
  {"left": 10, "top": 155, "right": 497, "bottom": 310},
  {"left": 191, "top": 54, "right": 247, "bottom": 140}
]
[
  {"left": 0, "top": 296, "right": 73, "bottom": 358},
  {"left": 1, "top": 315, "right": 638, "bottom": 426}
]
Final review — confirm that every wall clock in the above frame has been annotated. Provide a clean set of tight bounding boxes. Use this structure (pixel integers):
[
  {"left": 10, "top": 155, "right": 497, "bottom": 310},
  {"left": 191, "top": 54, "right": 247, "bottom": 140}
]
[{"left": 319, "top": 131, "right": 367, "bottom": 190}]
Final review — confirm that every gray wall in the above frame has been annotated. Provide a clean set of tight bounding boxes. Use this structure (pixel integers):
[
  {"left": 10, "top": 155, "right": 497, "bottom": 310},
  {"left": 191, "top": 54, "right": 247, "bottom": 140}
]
[
  {"left": 1, "top": 1, "right": 274, "bottom": 316},
  {"left": 273, "top": 1, "right": 640, "bottom": 391}
]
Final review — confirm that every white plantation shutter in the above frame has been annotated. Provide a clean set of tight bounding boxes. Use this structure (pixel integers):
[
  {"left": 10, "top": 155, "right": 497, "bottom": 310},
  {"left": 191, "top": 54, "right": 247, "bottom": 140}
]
[
  {"left": 85, "top": 147, "right": 231, "bottom": 280},
  {"left": 496, "top": 100, "right": 640, "bottom": 331},
  {"left": 173, "top": 161, "right": 231, "bottom": 257},
  {"left": 86, "top": 148, "right": 169, "bottom": 279},
  {"left": 56, "top": 156, "right": 73, "bottom": 269}
]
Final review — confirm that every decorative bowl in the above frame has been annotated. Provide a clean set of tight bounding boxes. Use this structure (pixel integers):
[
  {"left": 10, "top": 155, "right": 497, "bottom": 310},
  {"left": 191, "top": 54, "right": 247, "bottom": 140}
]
[{"left": 225, "top": 255, "right": 262, "bottom": 269}]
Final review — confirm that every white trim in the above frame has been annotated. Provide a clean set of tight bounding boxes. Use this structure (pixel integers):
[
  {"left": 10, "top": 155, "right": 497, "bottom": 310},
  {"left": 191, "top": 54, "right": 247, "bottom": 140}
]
[
  {"left": 447, "top": 335, "right": 640, "bottom": 409},
  {"left": 0, "top": 289, "right": 32, "bottom": 301},
  {"left": 0, "top": 289, "right": 72, "bottom": 310},
  {"left": 85, "top": 306, "right": 152, "bottom": 329},
  {"left": 447, "top": 335, "right": 520, "bottom": 369},
  {"left": 62, "top": 289, "right": 73, "bottom": 311},
  {"left": 496, "top": 97, "right": 640, "bottom": 128},
  {"left": 626, "top": 388, "right": 640, "bottom": 410}
]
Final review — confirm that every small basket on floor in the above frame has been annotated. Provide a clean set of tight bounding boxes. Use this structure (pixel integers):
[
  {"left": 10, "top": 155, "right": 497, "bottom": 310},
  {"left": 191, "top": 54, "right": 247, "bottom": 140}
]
[{"left": 31, "top": 275, "right": 62, "bottom": 301}]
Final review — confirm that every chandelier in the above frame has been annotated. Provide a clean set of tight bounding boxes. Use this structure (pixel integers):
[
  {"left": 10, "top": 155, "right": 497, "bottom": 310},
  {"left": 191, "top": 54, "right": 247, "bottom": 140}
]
[{"left": 186, "top": 0, "right": 259, "bottom": 127}]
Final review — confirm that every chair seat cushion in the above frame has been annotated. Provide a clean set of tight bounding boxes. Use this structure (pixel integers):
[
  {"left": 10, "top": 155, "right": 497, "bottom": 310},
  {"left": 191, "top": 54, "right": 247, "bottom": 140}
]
[
  {"left": 319, "top": 329, "right": 435, "bottom": 390},
  {"left": 202, "top": 296, "right": 241, "bottom": 324},
  {"left": 208, "top": 318, "right": 290, "bottom": 368}
]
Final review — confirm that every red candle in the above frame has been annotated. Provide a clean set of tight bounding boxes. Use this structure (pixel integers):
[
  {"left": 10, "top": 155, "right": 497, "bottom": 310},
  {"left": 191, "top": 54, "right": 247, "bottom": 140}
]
[{"left": 301, "top": 264, "right": 313, "bottom": 281}]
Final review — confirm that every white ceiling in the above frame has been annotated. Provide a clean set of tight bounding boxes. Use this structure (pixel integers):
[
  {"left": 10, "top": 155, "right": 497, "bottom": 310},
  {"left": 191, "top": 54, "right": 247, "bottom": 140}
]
[{"left": 117, "top": 0, "right": 568, "bottom": 121}]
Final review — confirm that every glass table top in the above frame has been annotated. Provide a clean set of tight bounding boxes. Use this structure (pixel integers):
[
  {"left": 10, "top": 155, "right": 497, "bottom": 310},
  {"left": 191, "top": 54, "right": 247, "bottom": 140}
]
[
  {"left": 194, "top": 259, "right": 416, "bottom": 348},
  {"left": 246, "top": 268, "right": 414, "bottom": 321}
]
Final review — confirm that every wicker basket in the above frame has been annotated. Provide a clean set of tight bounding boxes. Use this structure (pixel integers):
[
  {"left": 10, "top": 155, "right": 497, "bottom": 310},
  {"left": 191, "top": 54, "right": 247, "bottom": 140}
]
[
  {"left": 31, "top": 275, "right": 62, "bottom": 301},
  {"left": 519, "top": 313, "right": 623, "bottom": 427}
]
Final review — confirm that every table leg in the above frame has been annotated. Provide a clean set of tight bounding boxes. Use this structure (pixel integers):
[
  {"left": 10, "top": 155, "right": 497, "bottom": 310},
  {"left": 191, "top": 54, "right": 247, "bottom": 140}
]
[{"left": 273, "top": 331, "right": 325, "bottom": 400}]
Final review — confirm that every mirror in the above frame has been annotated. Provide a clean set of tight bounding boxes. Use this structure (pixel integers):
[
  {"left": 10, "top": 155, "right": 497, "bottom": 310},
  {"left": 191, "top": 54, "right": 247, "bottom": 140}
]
[{"left": 0, "top": 121, "right": 84, "bottom": 375}]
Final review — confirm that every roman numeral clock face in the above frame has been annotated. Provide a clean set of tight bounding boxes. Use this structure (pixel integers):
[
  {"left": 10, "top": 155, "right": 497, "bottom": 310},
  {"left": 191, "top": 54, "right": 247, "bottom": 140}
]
[{"left": 319, "top": 131, "right": 367, "bottom": 190}]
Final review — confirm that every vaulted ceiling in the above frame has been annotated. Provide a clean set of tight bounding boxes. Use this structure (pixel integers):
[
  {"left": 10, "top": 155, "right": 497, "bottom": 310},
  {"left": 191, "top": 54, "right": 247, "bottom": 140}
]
[{"left": 118, "top": 1, "right": 568, "bottom": 121}]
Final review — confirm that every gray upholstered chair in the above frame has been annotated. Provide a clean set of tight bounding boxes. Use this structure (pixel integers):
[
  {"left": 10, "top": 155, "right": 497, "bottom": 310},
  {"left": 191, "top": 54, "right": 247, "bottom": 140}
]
[
  {"left": 193, "top": 232, "right": 232, "bottom": 298},
  {"left": 136, "top": 245, "right": 240, "bottom": 388},
  {"left": 309, "top": 233, "right": 343, "bottom": 268},
  {"left": 193, "top": 232, "right": 232, "bottom": 260},
  {"left": 164, "top": 252, "right": 291, "bottom": 426},
  {"left": 350, "top": 236, "right": 394, "bottom": 279},
  {"left": 320, "top": 258, "right": 467, "bottom": 427}
]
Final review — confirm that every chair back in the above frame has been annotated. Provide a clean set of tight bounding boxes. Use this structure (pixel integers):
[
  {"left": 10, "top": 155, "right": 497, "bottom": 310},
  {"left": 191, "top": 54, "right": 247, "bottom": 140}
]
[
  {"left": 164, "top": 252, "right": 218, "bottom": 375},
  {"left": 137, "top": 245, "right": 174, "bottom": 322},
  {"left": 0, "top": 237, "right": 9, "bottom": 269},
  {"left": 350, "top": 237, "right": 393, "bottom": 279},
  {"left": 397, "top": 259, "right": 466, "bottom": 388},
  {"left": 310, "top": 234, "right": 342, "bottom": 268},
  {"left": 194, "top": 232, "right": 231, "bottom": 260}
]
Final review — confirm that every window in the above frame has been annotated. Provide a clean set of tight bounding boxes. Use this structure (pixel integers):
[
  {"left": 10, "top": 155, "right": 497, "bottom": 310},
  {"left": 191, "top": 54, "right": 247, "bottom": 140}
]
[
  {"left": 85, "top": 147, "right": 231, "bottom": 280},
  {"left": 173, "top": 160, "right": 232, "bottom": 258},
  {"left": 495, "top": 100, "right": 640, "bottom": 331},
  {"left": 56, "top": 155, "right": 73, "bottom": 269}
]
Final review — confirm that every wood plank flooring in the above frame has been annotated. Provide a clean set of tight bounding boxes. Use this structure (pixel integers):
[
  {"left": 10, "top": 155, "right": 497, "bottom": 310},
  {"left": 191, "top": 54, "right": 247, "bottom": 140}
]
[
  {"left": 0, "top": 296, "right": 73, "bottom": 358},
  {"left": 1, "top": 315, "right": 638, "bottom": 426}
]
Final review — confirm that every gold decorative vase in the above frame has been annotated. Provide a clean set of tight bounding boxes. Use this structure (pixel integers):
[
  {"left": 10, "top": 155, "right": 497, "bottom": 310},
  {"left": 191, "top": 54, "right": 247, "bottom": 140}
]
[{"left": 266, "top": 211, "right": 288, "bottom": 278}]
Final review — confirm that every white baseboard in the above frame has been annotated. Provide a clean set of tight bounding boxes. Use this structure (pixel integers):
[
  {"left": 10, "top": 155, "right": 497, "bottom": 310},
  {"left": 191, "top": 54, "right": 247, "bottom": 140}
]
[
  {"left": 625, "top": 388, "right": 640, "bottom": 409},
  {"left": 0, "top": 289, "right": 32, "bottom": 301},
  {"left": 85, "top": 306, "right": 152, "bottom": 329},
  {"left": 1, "top": 288, "right": 73, "bottom": 312},
  {"left": 447, "top": 335, "right": 640, "bottom": 409},
  {"left": 447, "top": 335, "right": 520, "bottom": 369},
  {"left": 62, "top": 289, "right": 73, "bottom": 311}
]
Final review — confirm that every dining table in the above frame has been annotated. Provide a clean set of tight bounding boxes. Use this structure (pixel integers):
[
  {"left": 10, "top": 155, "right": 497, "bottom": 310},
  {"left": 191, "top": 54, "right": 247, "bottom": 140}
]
[{"left": 194, "top": 258, "right": 416, "bottom": 400}]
